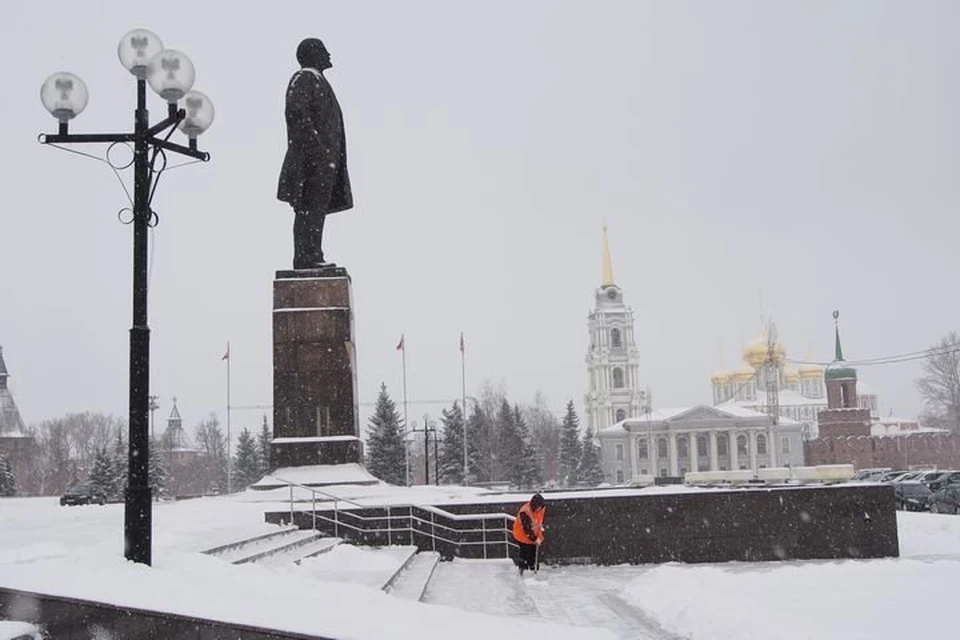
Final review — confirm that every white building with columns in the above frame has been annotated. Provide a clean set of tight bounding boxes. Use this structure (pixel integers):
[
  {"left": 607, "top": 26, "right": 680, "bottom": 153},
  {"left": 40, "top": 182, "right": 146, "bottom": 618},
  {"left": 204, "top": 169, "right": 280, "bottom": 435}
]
[
  {"left": 596, "top": 405, "right": 806, "bottom": 484},
  {"left": 584, "top": 226, "right": 649, "bottom": 435}
]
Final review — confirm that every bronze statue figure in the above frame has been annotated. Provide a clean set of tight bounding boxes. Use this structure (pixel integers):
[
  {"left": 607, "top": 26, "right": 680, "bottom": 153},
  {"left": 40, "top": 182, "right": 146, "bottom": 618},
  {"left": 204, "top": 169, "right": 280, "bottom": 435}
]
[{"left": 277, "top": 38, "right": 353, "bottom": 269}]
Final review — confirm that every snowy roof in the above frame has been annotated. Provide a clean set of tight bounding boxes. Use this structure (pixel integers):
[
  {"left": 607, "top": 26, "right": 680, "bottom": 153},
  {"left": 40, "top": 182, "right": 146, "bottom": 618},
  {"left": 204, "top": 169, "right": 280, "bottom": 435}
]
[{"left": 599, "top": 404, "right": 800, "bottom": 435}]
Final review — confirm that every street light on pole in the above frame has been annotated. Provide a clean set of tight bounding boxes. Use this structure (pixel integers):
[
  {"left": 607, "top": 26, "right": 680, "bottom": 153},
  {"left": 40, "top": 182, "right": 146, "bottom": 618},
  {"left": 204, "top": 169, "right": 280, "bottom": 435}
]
[{"left": 39, "top": 28, "right": 213, "bottom": 566}]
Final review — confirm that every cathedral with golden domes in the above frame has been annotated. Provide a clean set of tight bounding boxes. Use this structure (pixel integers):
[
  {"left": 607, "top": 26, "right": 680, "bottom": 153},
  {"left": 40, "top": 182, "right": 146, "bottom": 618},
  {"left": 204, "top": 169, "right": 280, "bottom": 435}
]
[{"left": 710, "top": 334, "right": 879, "bottom": 439}]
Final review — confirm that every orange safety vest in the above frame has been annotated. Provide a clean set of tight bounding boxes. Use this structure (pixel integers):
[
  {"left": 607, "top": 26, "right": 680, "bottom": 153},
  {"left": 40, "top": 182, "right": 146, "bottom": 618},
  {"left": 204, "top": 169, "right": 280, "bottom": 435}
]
[{"left": 512, "top": 502, "right": 545, "bottom": 544}]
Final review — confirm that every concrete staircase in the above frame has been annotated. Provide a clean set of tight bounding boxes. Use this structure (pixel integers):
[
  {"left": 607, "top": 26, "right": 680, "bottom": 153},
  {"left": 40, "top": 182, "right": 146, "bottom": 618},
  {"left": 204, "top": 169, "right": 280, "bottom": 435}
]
[
  {"left": 384, "top": 551, "right": 442, "bottom": 601},
  {"left": 203, "top": 528, "right": 441, "bottom": 597},
  {"left": 201, "top": 527, "right": 341, "bottom": 565}
]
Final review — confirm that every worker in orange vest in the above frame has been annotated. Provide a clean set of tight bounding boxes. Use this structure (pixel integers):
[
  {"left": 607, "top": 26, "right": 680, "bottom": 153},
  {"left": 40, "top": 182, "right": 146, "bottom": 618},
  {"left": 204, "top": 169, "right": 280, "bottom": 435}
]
[{"left": 512, "top": 492, "right": 545, "bottom": 574}]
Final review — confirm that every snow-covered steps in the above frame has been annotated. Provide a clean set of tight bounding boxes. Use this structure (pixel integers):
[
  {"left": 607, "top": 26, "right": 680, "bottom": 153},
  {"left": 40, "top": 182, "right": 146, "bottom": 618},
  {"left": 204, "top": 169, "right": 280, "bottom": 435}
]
[
  {"left": 199, "top": 524, "right": 298, "bottom": 557},
  {"left": 295, "top": 544, "right": 420, "bottom": 590},
  {"left": 256, "top": 536, "right": 343, "bottom": 568},
  {"left": 204, "top": 528, "right": 323, "bottom": 565},
  {"left": 385, "top": 551, "right": 441, "bottom": 601}
]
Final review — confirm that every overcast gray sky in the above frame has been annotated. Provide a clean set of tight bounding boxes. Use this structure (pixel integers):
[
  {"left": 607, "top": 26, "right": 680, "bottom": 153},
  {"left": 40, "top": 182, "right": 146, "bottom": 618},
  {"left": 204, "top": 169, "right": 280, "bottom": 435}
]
[{"left": 3, "top": 1, "right": 959, "bottom": 436}]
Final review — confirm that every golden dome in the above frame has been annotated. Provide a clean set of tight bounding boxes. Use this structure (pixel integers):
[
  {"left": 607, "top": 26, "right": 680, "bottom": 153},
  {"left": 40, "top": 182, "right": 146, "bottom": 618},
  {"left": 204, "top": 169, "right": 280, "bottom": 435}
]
[
  {"left": 799, "top": 362, "right": 823, "bottom": 378},
  {"left": 711, "top": 369, "right": 731, "bottom": 384},
  {"left": 743, "top": 336, "right": 786, "bottom": 368},
  {"left": 732, "top": 364, "right": 755, "bottom": 382}
]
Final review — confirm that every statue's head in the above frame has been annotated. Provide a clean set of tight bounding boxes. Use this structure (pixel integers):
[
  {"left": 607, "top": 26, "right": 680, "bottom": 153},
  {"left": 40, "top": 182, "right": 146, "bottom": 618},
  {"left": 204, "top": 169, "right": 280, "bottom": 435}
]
[{"left": 297, "top": 38, "right": 332, "bottom": 71}]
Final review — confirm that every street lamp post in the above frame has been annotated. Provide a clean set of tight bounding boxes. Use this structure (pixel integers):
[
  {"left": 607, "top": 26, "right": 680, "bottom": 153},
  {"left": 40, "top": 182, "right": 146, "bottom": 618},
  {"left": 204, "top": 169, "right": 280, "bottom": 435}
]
[{"left": 39, "top": 29, "right": 214, "bottom": 566}]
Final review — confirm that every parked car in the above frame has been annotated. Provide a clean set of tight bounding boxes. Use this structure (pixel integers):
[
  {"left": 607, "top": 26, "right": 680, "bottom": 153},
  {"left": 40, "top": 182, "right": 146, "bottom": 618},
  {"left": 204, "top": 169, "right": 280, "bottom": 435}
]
[
  {"left": 893, "top": 471, "right": 925, "bottom": 483},
  {"left": 927, "top": 484, "right": 960, "bottom": 514},
  {"left": 877, "top": 470, "right": 909, "bottom": 483},
  {"left": 852, "top": 468, "right": 891, "bottom": 482},
  {"left": 59, "top": 481, "right": 105, "bottom": 506},
  {"left": 895, "top": 480, "right": 932, "bottom": 511},
  {"left": 921, "top": 470, "right": 960, "bottom": 492}
]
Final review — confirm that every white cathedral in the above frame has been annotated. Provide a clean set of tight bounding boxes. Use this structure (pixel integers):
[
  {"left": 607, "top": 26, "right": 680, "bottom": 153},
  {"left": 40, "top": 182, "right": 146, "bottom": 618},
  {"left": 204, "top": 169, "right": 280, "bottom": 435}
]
[{"left": 583, "top": 226, "right": 650, "bottom": 435}]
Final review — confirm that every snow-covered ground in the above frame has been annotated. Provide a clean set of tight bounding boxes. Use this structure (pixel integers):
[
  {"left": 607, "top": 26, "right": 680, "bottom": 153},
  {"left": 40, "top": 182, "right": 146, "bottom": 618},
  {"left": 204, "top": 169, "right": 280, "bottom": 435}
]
[
  {"left": 0, "top": 494, "right": 615, "bottom": 639},
  {"left": 426, "top": 511, "right": 960, "bottom": 639},
  {"left": 1, "top": 490, "right": 958, "bottom": 640}
]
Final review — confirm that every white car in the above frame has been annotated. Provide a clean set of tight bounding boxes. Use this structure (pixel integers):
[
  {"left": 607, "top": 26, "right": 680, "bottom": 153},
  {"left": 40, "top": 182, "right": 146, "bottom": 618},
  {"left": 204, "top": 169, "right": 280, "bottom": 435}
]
[{"left": 0, "top": 621, "right": 43, "bottom": 640}]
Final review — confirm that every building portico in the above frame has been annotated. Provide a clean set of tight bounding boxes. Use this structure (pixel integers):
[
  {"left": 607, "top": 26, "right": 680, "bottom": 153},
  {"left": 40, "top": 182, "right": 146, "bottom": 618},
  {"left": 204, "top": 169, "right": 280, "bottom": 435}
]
[{"left": 597, "top": 405, "right": 804, "bottom": 484}]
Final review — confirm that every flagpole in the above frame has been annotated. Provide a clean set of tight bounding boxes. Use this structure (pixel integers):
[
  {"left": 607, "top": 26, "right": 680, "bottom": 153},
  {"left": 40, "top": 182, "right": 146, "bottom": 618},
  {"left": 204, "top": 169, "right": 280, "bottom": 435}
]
[
  {"left": 460, "top": 332, "right": 468, "bottom": 485},
  {"left": 225, "top": 341, "right": 232, "bottom": 494},
  {"left": 400, "top": 334, "right": 409, "bottom": 486}
]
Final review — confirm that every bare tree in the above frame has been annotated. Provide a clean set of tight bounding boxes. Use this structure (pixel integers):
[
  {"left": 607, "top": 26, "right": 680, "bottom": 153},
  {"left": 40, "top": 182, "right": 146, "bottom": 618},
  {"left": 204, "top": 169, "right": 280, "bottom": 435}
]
[
  {"left": 916, "top": 331, "right": 960, "bottom": 434},
  {"left": 523, "top": 391, "right": 560, "bottom": 485}
]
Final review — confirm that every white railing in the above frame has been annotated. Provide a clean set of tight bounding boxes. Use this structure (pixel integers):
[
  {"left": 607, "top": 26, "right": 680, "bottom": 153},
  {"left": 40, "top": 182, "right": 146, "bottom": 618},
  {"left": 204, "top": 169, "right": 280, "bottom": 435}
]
[{"left": 270, "top": 476, "right": 518, "bottom": 559}]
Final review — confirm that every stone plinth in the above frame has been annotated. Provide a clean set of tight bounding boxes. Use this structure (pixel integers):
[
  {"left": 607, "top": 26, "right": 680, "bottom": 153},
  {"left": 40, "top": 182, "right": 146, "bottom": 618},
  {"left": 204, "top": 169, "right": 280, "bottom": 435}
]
[{"left": 272, "top": 268, "right": 361, "bottom": 469}]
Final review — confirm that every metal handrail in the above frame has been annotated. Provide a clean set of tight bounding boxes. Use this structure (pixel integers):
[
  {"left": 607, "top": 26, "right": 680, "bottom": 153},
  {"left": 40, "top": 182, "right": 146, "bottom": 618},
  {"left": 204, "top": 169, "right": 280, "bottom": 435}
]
[{"left": 267, "top": 475, "right": 518, "bottom": 557}]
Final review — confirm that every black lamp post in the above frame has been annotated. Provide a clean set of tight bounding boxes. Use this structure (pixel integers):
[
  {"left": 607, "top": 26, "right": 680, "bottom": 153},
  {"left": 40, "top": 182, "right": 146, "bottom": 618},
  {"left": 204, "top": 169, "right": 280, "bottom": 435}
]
[{"left": 39, "top": 29, "right": 214, "bottom": 566}]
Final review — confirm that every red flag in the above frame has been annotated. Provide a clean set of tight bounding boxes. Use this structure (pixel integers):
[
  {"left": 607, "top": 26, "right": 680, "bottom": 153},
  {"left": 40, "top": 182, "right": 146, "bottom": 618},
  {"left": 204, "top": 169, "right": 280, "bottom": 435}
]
[
  {"left": 396, "top": 334, "right": 404, "bottom": 351},
  {"left": 459, "top": 332, "right": 465, "bottom": 354},
  {"left": 222, "top": 342, "right": 230, "bottom": 361}
]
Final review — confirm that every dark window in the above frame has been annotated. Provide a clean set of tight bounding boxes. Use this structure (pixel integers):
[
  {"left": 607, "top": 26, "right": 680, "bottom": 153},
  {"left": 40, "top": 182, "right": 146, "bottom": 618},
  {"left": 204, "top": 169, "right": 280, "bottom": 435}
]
[
  {"left": 611, "top": 328, "right": 622, "bottom": 348},
  {"left": 638, "top": 439, "right": 648, "bottom": 460},
  {"left": 657, "top": 437, "right": 668, "bottom": 459},
  {"left": 615, "top": 408, "right": 627, "bottom": 422},
  {"left": 717, "top": 435, "right": 728, "bottom": 456},
  {"left": 613, "top": 368, "right": 625, "bottom": 389},
  {"left": 697, "top": 435, "right": 708, "bottom": 456},
  {"left": 616, "top": 470, "right": 624, "bottom": 483},
  {"left": 615, "top": 444, "right": 624, "bottom": 460},
  {"left": 737, "top": 434, "right": 748, "bottom": 455},
  {"left": 756, "top": 434, "right": 767, "bottom": 455},
  {"left": 678, "top": 436, "right": 689, "bottom": 459}
]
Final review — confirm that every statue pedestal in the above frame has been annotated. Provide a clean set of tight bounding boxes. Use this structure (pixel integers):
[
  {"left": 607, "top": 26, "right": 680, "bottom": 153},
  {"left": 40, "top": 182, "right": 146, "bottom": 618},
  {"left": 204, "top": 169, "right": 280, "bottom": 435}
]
[{"left": 272, "top": 267, "right": 362, "bottom": 469}]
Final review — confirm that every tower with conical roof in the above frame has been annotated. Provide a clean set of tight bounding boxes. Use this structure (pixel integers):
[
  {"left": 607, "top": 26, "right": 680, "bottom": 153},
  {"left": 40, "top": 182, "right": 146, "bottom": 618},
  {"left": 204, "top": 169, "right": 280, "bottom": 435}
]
[
  {"left": 585, "top": 224, "right": 648, "bottom": 435},
  {"left": 0, "top": 347, "right": 27, "bottom": 438},
  {"left": 816, "top": 311, "right": 871, "bottom": 438}
]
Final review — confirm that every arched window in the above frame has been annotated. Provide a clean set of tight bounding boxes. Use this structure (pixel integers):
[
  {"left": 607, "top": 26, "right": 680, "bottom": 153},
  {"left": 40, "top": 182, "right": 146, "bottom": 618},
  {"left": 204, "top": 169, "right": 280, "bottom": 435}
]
[
  {"left": 638, "top": 438, "right": 648, "bottom": 459},
  {"left": 696, "top": 435, "right": 708, "bottom": 457},
  {"left": 737, "top": 434, "right": 748, "bottom": 455},
  {"left": 610, "top": 328, "right": 622, "bottom": 348},
  {"left": 717, "top": 434, "right": 728, "bottom": 456},
  {"left": 677, "top": 436, "right": 689, "bottom": 459},
  {"left": 657, "top": 437, "right": 668, "bottom": 459},
  {"left": 612, "top": 367, "right": 625, "bottom": 389},
  {"left": 615, "top": 408, "right": 627, "bottom": 422},
  {"left": 756, "top": 434, "right": 767, "bottom": 455}
]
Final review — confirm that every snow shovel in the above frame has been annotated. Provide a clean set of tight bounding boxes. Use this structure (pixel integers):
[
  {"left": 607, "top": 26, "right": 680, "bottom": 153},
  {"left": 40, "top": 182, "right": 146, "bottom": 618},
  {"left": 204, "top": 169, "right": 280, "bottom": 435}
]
[{"left": 534, "top": 541, "right": 540, "bottom": 573}]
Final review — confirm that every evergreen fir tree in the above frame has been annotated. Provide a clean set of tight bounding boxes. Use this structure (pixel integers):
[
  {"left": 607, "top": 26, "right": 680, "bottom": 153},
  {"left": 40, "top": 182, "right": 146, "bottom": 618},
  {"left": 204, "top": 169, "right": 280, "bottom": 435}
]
[
  {"left": 513, "top": 405, "right": 543, "bottom": 489},
  {"left": 0, "top": 454, "right": 16, "bottom": 497},
  {"left": 88, "top": 447, "right": 113, "bottom": 501},
  {"left": 148, "top": 436, "right": 168, "bottom": 499},
  {"left": 233, "top": 428, "right": 262, "bottom": 490},
  {"left": 438, "top": 402, "right": 466, "bottom": 484},
  {"left": 257, "top": 415, "right": 272, "bottom": 476},
  {"left": 364, "top": 383, "right": 407, "bottom": 485},
  {"left": 577, "top": 435, "right": 605, "bottom": 487},
  {"left": 494, "top": 399, "right": 518, "bottom": 485},
  {"left": 111, "top": 428, "right": 128, "bottom": 501},
  {"left": 558, "top": 400, "right": 583, "bottom": 487},
  {"left": 464, "top": 403, "right": 489, "bottom": 483}
]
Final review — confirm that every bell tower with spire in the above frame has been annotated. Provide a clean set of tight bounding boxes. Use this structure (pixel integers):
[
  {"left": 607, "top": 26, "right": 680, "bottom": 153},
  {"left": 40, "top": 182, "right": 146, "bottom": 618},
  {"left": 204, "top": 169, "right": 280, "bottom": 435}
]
[
  {"left": 585, "top": 224, "right": 647, "bottom": 436},
  {"left": 817, "top": 311, "right": 871, "bottom": 438}
]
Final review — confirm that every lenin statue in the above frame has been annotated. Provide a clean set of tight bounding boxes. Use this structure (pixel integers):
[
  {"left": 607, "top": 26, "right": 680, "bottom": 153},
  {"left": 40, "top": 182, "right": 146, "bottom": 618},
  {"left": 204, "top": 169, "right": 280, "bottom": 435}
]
[{"left": 277, "top": 38, "right": 353, "bottom": 269}]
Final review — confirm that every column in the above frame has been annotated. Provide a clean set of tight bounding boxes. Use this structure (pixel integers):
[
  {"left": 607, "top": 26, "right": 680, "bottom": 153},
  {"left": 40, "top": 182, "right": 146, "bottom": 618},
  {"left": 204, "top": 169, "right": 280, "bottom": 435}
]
[
  {"left": 749, "top": 430, "right": 758, "bottom": 472},
  {"left": 668, "top": 432, "right": 679, "bottom": 476},
  {"left": 709, "top": 431, "right": 719, "bottom": 471},
  {"left": 649, "top": 430, "right": 658, "bottom": 476},
  {"left": 629, "top": 435, "right": 638, "bottom": 481},
  {"left": 690, "top": 432, "right": 699, "bottom": 472},
  {"left": 768, "top": 428, "right": 778, "bottom": 467},
  {"left": 729, "top": 430, "right": 738, "bottom": 469}
]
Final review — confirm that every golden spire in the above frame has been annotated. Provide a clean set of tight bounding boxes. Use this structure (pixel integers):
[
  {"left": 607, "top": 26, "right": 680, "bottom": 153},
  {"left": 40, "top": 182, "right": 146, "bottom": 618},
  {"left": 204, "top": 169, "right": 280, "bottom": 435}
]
[{"left": 601, "top": 221, "right": 615, "bottom": 287}]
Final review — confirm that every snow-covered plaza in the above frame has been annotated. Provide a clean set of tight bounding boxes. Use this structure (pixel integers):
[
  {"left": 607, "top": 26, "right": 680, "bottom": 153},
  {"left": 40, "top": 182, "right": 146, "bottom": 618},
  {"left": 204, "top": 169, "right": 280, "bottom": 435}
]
[{"left": 1, "top": 486, "right": 958, "bottom": 639}]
